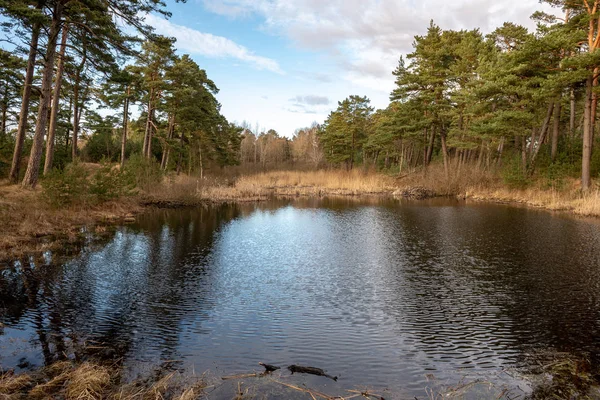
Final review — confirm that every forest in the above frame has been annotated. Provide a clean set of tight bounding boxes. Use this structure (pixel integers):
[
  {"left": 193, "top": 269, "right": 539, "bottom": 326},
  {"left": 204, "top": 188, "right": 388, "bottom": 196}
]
[
  {"left": 0, "top": 0, "right": 599, "bottom": 198},
  {"left": 3, "top": 1, "right": 600, "bottom": 399}
]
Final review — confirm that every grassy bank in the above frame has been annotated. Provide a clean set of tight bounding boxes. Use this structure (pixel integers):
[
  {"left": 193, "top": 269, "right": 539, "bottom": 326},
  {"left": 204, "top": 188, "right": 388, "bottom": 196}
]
[
  {"left": 0, "top": 361, "right": 207, "bottom": 400},
  {"left": 2, "top": 165, "right": 599, "bottom": 264},
  {"left": 1, "top": 356, "right": 598, "bottom": 399}
]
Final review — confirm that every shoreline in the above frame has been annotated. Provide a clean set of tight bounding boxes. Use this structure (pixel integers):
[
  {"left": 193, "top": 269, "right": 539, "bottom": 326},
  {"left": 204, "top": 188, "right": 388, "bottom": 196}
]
[{"left": 1, "top": 172, "right": 599, "bottom": 265}]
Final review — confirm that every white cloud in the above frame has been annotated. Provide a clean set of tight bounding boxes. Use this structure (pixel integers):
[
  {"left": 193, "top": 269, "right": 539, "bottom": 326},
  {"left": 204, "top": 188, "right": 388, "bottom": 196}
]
[
  {"left": 290, "top": 95, "right": 330, "bottom": 106},
  {"left": 144, "top": 14, "right": 284, "bottom": 74},
  {"left": 201, "top": 0, "right": 556, "bottom": 91}
]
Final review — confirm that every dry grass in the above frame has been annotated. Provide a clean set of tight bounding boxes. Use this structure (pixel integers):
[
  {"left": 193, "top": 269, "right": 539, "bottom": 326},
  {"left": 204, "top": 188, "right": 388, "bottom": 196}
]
[
  {"left": 0, "top": 182, "right": 142, "bottom": 263},
  {"left": 143, "top": 169, "right": 396, "bottom": 204},
  {"left": 0, "top": 374, "right": 32, "bottom": 395},
  {"left": 464, "top": 179, "right": 600, "bottom": 216},
  {"left": 2, "top": 163, "right": 599, "bottom": 263},
  {"left": 0, "top": 362, "right": 207, "bottom": 400},
  {"left": 65, "top": 363, "right": 111, "bottom": 400},
  {"left": 236, "top": 169, "right": 395, "bottom": 194}
]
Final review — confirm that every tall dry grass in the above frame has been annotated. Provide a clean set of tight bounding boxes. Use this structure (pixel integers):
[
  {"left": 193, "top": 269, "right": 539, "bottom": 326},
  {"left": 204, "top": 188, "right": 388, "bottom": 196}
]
[
  {"left": 0, "top": 361, "right": 207, "bottom": 400},
  {"left": 235, "top": 169, "right": 396, "bottom": 194}
]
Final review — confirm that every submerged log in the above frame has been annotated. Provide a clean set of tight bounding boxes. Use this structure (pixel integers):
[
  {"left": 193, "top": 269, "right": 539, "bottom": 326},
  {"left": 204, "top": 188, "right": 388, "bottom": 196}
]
[
  {"left": 287, "top": 365, "right": 338, "bottom": 381},
  {"left": 258, "top": 362, "right": 280, "bottom": 373}
]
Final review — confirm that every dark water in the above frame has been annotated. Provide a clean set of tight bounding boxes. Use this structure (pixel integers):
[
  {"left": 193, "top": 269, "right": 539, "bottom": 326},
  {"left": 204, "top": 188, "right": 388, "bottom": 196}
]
[{"left": 2, "top": 198, "right": 600, "bottom": 396}]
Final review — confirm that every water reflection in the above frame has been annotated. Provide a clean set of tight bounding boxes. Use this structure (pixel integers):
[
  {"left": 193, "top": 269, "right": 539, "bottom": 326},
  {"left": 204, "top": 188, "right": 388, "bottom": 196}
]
[{"left": 1, "top": 199, "right": 600, "bottom": 395}]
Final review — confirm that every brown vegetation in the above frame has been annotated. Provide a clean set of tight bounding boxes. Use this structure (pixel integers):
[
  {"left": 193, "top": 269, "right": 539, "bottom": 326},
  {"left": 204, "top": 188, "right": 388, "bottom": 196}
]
[
  {"left": 2, "top": 165, "right": 600, "bottom": 264},
  {"left": 0, "top": 361, "right": 206, "bottom": 400},
  {"left": 0, "top": 181, "right": 141, "bottom": 263}
]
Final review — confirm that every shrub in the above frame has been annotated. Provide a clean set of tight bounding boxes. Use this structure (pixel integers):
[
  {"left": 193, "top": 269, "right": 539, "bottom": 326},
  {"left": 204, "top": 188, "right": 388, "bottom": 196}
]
[
  {"left": 502, "top": 156, "right": 529, "bottom": 189},
  {"left": 123, "top": 154, "right": 163, "bottom": 191},
  {"left": 42, "top": 162, "right": 90, "bottom": 207},
  {"left": 89, "top": 161, "right": 136, "bottom": 203}
]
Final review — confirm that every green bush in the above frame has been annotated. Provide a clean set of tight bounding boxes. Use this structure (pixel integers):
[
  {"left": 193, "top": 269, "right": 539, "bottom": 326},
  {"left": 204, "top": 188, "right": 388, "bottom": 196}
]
[
  {"left": 542, "top": 160, "right": 570, "bottom": 190},
  {"left": 42, "top": 162, "right": 90, "bottom": 207},
  {"left": 502, "top": 156, "right": 529, "bottom": 189},
  {"left": 123, "top": 154, "right": 163, "bottom": 191},
  {"left": 89, "top": 161, "right": 136, "bottom": 202}
]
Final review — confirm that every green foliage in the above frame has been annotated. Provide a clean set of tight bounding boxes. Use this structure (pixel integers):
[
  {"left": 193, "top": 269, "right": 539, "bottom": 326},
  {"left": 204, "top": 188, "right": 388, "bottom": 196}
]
[
  {"left": 502, "top": 156, "right": 529, "bottom": 189},
  {"left": 42, "top": 160, "right": 139, "bottom": 207},
  {"left": 89, "top": 161, "right": 135, "bottom": 202},
  {"left": 320, "top": 95, "right": 373, "bottom": 168},
  {"left": 41, "top": 163, "right": 90, "bottom": 208},
  {"left": 123, "top": 154, "right": 163, "bottom": 191}
]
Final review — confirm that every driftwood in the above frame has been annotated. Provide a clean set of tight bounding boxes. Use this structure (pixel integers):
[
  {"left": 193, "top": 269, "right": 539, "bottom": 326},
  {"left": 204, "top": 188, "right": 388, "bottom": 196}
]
[{"left": 288, "top": 365, "right": 338, "bottom": 381}]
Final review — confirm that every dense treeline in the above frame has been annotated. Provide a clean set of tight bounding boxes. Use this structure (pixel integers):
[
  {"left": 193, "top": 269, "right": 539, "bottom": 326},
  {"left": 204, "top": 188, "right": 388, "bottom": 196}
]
[
  {"left": 2, "top": 0, "right": 600, "bottom": 192},
  {"left": 317, "top": 1, "right": 600, "bottom": 190},
  {"left": 0, "top": 0, "right": 242, "bottom": 187}
]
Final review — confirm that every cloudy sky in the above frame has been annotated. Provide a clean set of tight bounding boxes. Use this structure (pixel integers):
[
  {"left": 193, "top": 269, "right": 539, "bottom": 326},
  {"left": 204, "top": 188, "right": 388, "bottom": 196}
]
[{"left": 149, "top": 0, "right": 555, "bottom": 137}]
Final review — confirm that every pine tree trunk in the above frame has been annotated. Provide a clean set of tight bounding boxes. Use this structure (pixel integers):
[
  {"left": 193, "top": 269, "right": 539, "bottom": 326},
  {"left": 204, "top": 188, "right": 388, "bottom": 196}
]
[
  {"left": 161, "top": 114, "right": 174, "bottom": 170},
  {"left": 43, "top": 24, "right": 69, "bottom": 175},
  {"left": 143, "top": 92, "right": 153, "bottom": 158},
  {"left": 582, "top": 75, "right": 593, "bottom": 190},
  {"left": 198, "top": 144, "right": 203, "bottom": 180},
  {"left": 71, "top": 53, "right": 86, "bottom": 161},
  {"left": 521, "top": 136, "right": 527, "bottom": 174},
  {"left": 120, "top": 88, "right": 130, "bottom": 169},
  {"left": 22, "top": 1, "right": 63, "bottom": 188},
  {"left": 529, "top": 102, "right": 555, "bottom": 172},
  {"left": 350, "top": 129, "right": 355, "bottom": 170},
  {"left": 570, "top": 88, "right": 576, "bottom": 136},
  {"left": 477, "top": 140, "right": 485, "bottom": 170},
  {"left": 440, "top": 130, "right": 449, "bottom": 179},
  {"left": 177, "top": 132, "right": 185, "bottom": 174},
  {"left": 496, "top": 136, "right": 505, "bottom": 165},
  {"left": 1, "top": 95, "right": 7, "bottom": 139},
  {"left": 592, "top": 68, "right": 598, "bottom": 140},
  {"left": 422, "top": 128, "right": 427, "bottom": 168},
  {"left": 529, "top": 127, "right": 537, "bottom": 156},
  {"left": 551, "top": 101, "right": 561, "bottom": 162},
  {"left": 426, "top": 126, "right": 435, "bottom": 165},
  {"left": 72, "top": 85, "right": 79, "bottom": 160},
  {"left": 9, "top": 20, "right": 41, "bottom": 183}
]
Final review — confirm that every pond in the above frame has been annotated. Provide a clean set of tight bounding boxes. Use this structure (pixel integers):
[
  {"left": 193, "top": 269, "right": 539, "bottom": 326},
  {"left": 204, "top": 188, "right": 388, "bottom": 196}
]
[{"left": 1, "top": 198, "right": 600, "bottom": 397}]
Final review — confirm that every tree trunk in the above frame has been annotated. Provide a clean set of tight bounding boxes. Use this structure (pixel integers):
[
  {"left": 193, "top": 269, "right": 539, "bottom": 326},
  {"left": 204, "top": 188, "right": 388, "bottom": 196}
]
[
  {"left": 582, "top": 75, "right": 593, "bottom": 190},
  {"left": 426, "top": 126, "right": 435, "bottom": 165},
  {"left": 496, "top": 136, "right": 505, "bottom": 165},
  {"left": 9, "top": 19, "right": 41, "bottom": 183},
  {"left": 120, "top": 87, "right": 130, "bottom": 168},
  {"left": 72, "top": 86, "right": 79, "bottom": 160},
  {"left": 529, "top": 127, "right": 537, "bottom": 157},
  {"left": 43, "top": 24, "right": 69, "bottom": 175},
  {"left": 570, "top": 88, "right": 576, "bottom": 136},
  {"left": 521, "top": 136, "right": 527, "bottom": 174},
  {"left": 161, "top": 113, "right": 174, "bottom": 170},
  {"left": 551, "top": 101, "right": 561, "bottom": 161},
  {"left": 477, "top": 140, "right": 485, "bottom": 170},
  {"left": 1, "top": 96, "right": 7, "bottom": 139},
  {"left": 22, "top": 1, "right": 63, "bottom": 188},
  {"left": 71, "top": 53, "right": 86, "bottom": 161},
  {"left": 350, "top": 129, "right": 355, "bottom": 170},
  {"left": 198, "top": 144, "right": 203, "bottom": 180},
  {"left": 440, "top": 130, "right": 449, "bottom": 179},
  {"left": 529, "top": 102, "right": 555, "bottom": 172},
  {"left": 422, "top": 128, "right": 428, "bottom": 168},
  {"left": 177, "top": 132, "right": 185, "bottom": 174},
  {"left": 143, "top": 89, "right": 153, "bottom": 158}
]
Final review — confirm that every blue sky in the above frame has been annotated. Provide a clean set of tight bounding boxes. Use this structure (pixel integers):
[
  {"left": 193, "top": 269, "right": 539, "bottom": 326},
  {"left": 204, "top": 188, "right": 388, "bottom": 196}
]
[{"left": 148, "top": 0, "right": 554, "bottom": 137}]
